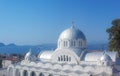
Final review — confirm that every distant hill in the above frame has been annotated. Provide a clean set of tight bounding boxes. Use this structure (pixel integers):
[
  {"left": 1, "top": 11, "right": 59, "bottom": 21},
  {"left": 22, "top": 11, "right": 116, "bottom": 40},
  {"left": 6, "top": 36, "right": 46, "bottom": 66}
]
[
  {"left": 0, "top": 43, "right": 5, "bottom": 47},
  {"left": 0, "top": 43, "right": 57, "bottom": 54},
  {"left": 7, "top": 43, "right": 17, "bottom": 46},
  {"left": 0, "top": 43, "right": 108, "bottom": 54}
]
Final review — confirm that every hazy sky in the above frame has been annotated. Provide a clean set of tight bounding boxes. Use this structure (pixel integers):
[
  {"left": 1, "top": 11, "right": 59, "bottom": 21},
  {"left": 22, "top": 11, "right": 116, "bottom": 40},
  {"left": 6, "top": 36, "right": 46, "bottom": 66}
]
[{"left": 0, "top": 0, "right": 120, "bottom": 45}]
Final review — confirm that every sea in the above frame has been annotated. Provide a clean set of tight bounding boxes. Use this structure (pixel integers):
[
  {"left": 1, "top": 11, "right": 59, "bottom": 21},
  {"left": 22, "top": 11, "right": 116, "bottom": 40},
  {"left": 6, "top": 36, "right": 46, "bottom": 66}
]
[{"left": 0, "top": 43, "right": 108, "bottom": 55}]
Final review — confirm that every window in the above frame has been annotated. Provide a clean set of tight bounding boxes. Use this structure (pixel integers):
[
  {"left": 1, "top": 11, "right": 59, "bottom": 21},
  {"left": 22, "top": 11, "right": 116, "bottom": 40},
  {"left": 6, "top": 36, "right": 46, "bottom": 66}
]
[
  {"left": 63, "top": 41, "right": 68, "bottom": 47},
  {"left": 23, "top": 70, "right": 28, "bottom": 76},
  {"left": 73, "top": 41, "right": 75, "bottom": 46},
  {"left": 64, "top": 55, "right": 66, "bottom": 61},
  {"left": 71, "top": 41, "right": 76, "bottom": 47},
  {"left": 58, "top": 57, "right": 60, "bottom": 61},
  {"left": 58, "top": 55, "right": 71, "bottom": 62},
  {"left": 8, "top": 68, "right": 13, "bottom": 76},
  {"left": 61, "top": 55, "right": 63, "bottom": 61},
  {"left": 39, "top": 73, "right": 44, "bottom": 76},
  {"left": 79, "top": 41, "right": 81, "bottom": 46},
  {"left": 49, "top": 74, "right": 53, "bottom": 76},
  {"left": 71, "top": 41, "right": 72, "bottom": 46},
  {"left": 15, "top": 69, "right": 20, "bottom": 76},
  {"left": 64, "top": 41, "right": 66, "bottom": 47},
  {"left": 31, "top": 71, "right": 36, "bottom": 76},
  {"left": 66, "top": 56, "right": 68, "bottom": 61},
  {"left": 69, "top": 57, "right": 71, "bottom": 61}
]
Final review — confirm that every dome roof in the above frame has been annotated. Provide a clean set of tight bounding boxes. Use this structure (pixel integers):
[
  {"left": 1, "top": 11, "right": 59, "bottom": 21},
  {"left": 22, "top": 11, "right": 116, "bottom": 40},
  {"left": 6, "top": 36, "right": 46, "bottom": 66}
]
[
  {"left": 100, "top": 53, "right": 112, "bottom": 61},
  {"left": 25, "top": 49, "right": 32, "bottom": 57},
  {"left": 59, "top": 26, "right": 86, "bottom": 40}
]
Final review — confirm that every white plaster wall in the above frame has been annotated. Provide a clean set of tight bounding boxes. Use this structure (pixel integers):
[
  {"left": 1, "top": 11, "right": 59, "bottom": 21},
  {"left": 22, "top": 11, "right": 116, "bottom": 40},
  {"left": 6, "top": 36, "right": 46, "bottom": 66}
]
[
  {"left": 51, "top": 49, "right": 79, "bottom": 64},
  {"left": 8, "top": 61, "right": 114, "bottom": 76},
  {"left": 2, "top": 60, "right": 12, "bottom": 68}
]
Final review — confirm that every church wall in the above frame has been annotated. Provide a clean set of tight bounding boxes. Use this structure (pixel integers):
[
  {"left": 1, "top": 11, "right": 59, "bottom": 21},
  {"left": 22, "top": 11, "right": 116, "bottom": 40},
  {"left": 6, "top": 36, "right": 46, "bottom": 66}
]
[
  {"left": 80, "top": 61, "right": 97, "bottom": 65},
  {"left": 7, "top": 25, "right": 118, "bottom": 76},
  {"left": 51, "top": 50, "right": 79, "bottom": 64},
  {"left": 114, "top": 65, "right": 120, "bottom": 71},
  {"left": 8, "top": 61, "right": 114, "bottom": 76},
  {"left": 113, "top": 72, "right": 120, "bottom": 76}
]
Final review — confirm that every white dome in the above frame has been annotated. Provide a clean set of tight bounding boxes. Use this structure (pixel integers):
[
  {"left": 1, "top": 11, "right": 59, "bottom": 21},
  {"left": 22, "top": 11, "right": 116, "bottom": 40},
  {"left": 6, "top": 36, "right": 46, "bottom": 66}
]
[
  {"left": 57, "top": 25, "right": 87, "bottom": 51},
  {"left": 100, "top": 54, "right": 112, "bottom": 61},
  {"left": 59, "top": 26, "right": 86, "bottom": 40},
  {"left": 25, "top": 50, "right": 31, "bottom": 58}
]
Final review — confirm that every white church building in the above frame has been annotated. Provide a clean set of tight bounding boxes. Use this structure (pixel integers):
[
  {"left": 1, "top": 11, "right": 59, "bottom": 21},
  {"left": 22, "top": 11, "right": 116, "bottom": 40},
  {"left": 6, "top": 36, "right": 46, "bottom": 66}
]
[{"left": 8, "top": 24, "right": 120, "bottom": 76}]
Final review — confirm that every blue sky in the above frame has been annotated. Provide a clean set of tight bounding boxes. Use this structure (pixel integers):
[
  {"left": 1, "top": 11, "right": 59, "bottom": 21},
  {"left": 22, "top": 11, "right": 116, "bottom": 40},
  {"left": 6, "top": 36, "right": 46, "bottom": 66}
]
[{"left": 0, "top": 0, "right": 120, "bottom": 45}]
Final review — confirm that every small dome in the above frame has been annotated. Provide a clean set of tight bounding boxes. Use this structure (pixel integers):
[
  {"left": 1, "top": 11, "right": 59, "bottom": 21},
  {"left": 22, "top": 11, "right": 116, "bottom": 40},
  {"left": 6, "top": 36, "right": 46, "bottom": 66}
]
[
  {"left": 25, "top": 50, "right": 31, "bottom": 57},
  {"left": 59, "top": 26, "right": 86, "bottom": 40},
  {"left": 100, "top": 54, "right": 112, "bottom": 61}
]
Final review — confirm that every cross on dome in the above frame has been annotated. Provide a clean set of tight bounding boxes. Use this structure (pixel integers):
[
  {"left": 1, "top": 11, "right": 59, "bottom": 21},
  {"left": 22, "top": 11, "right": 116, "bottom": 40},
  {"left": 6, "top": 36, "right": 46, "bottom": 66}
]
[
  {"left": 29, "top": 48, "right": 32, "bottom": 52},
  {"left": 103, "top": 50, "right": 107, "bottom": 55},
  {"left": 71, "top": 21, "right": 75, "bottom": 28}
]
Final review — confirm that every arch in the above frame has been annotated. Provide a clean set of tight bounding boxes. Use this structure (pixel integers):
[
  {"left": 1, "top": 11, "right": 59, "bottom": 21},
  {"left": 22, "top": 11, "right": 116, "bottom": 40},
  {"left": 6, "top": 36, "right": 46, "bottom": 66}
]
[
  {"left": 58, "top": 57, "right": 60, "bottom": 61},
  {"left": 73, "top": 65, "right": 83, "bottom": 72},
  {"left": 83, "top": 41, "right": 86, "bottom": 48},
  {"left": 30, "top": 71, "right": 36, "bottom": 76},
  {"left": 23, "top": 70, "right": 28, "bottom": 76},
  {"left": 78, "top": 40, "right": 81, "bottom": 47},
  {"left": 64, "top": 41, "right": 66, "bottom": 47},
  {"left": 48, "top": 74, "right": 53, "bottom": 76},
  {"left": 71, "top": 41, "right": 73, "bottom": 46},
  {"left": 8, "top": 67, "right": 13, "bottom": 76},
  {"left": 81, "top": 40, "right": 84, "bottom": 48},
  {"left": 39, "top": 73, "right": 44, "bottom": 76},
  {"left": 15, "top": 69, "right": 20, "bottom": 76},
  {"left": 73, "top": 40, "right": 76, "bottom": 46},
  {"left": 52, "top": 49, "right": 79, "bottom": 64},
  {"left": 53, "top": 64, "right": 62, "bottom": 71},
  {"left": 84, "top": 66, "right": 94, "bottom": 73}
]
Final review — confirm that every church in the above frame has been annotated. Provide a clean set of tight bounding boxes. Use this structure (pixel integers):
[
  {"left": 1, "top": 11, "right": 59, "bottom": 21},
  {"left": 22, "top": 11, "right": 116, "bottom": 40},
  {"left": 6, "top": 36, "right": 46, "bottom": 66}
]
[{"left": 8, "top": 23, "right": 120, "bottom": 76}]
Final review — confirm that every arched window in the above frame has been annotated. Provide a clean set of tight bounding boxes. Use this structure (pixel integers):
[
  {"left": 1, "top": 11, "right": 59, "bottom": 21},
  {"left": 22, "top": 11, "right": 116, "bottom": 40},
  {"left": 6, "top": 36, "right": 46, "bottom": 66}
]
[
  {"left": 23, "top": 70, "right": 28, "bottom": 76},
  {"left": 58, "top": 55, "right": 72, "bottom": 62},
  {"left": 31, "top": 71, "right": 36, "bottom": 76},
  {"left": 71, "top": 41, "right": 76, "bottom": 47},
  {"left": 83, "top": 41, "right": 86, "bottom": 48},
  {"left": 81, "top": 40, "right": 83, "bottom": 48},
  {"left": 49, "top": 74, "right": 53, "bottom": 76},
  {"left": 71, "top": 41, "right": 73, "bottom": 46},
  {"left": 69, "top": 57, "right": 71, "bottom": 61},
  {"left": 64, "top": 55, "right": 66, "bottom": 61},
  {"left": 63, "top": 41, "right": 68, "bottom": 47},
  {"left": 15, "top": 69, "right": 20, "bottom": 76},
  {"left": 58, "top": 57, "right": 60, "bottom": 61},
  {"left": 64, "top": 41, "right": 66, "bottom": 47},
  {"left": 39, "top": 73, "right": 44, "bottom": 76},
  {"left": 78, "top": 41, "right": 81, "bottom": 47},
  {"left": 73, "top": 41, "right": 76, "bottom": 46},
  {"left": 66, "top": 56, "right": 68, "bottom": 61},
  {"left": 61, "top": 55, "right": 63, "bottom": 61},
  {"left": 66, "top": 41, "right": 68, "bottom": 47},
  {"left": 8, "top": 67, "right": 13, "bottom": 76}
]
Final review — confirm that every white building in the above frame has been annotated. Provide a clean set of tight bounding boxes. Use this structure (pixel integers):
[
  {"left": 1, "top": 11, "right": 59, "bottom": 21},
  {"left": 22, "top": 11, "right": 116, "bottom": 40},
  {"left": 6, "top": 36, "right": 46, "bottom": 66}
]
[
  {"left": 8, "top": 24, "right": 120, "bottom": 76},
  {"left": 2, "top": 60, "right": 13, "bottom": 69}
]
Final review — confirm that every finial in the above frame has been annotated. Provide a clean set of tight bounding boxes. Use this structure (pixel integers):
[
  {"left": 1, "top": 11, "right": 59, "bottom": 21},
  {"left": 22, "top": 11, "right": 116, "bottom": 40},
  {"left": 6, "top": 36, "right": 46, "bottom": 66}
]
[
  {"left": 103, "top": 50, "right": 107, "bottom": 55},
  {"left": 71, "top": 21, "right": 75, "bottom": 28},
  {"left": 29, "top": 48, "right": 32, "bottom": 53}
]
